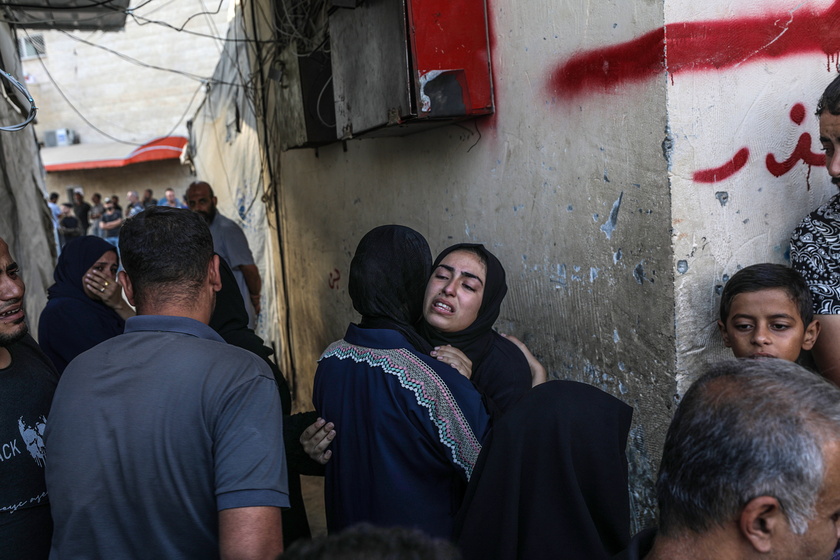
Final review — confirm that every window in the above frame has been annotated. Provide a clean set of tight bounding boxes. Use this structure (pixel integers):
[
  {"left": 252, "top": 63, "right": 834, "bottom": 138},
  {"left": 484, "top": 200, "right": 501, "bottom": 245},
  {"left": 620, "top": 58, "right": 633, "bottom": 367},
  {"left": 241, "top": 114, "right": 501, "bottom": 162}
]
[{"left": 18, "top": 35, "right": 45, "bottom": 59}]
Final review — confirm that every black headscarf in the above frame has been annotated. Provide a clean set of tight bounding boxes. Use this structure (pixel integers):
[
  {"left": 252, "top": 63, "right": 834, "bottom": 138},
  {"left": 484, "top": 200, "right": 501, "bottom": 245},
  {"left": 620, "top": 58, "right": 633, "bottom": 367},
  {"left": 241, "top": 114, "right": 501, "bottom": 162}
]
[
  {"left": 454, "top": 380, "right": 634, "bottom": 560},
  {"left": 39, "top": 236, "right": 125, "bottom": 373},
  {"left": 419, "top": 244, "right": 531, "bottom": 413},
  {"left": 419, "top": 243, "right": 505, "bottom": 366},
  {"left": 349, "top": 225, "right": 433, "bottom": 354}
]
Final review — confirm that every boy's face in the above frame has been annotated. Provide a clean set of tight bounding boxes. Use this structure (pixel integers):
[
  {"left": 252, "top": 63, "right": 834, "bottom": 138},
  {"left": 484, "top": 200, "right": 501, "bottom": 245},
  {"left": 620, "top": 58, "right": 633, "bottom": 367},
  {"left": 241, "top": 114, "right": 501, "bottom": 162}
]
[{"left": 718, "top": 288, "right": 819, "bottom": 362}]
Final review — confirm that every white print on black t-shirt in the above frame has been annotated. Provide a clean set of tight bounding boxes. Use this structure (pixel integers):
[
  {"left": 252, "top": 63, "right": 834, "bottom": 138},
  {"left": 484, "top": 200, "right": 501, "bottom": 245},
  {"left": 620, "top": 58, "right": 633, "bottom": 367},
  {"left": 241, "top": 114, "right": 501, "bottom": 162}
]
[
  {"left": 17, "top": 416, "right": 46, "bottom": 467},
  {"left": 0, "top": 438, "right": 20, "bottom": 461},
  {"left": 0, "top": 491, "right": 47, "bottom": 514}
]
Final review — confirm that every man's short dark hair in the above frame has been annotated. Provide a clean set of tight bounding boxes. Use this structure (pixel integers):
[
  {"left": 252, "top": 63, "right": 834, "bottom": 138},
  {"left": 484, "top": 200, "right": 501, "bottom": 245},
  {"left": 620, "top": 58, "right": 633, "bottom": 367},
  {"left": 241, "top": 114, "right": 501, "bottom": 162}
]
[
  {"left": 718, "top": 263, "right": 813, "bottom": 326},
  {"left": 119, "top": 206, "right": 214, "bottom": 309},
  {"left": 282, "top": 523, "right": 462, "bottom": 560},
  {"left": 656, "top": 359, "right": 840, "bottom": 536},
  {"left": 49, "top": 192, "right": 58, "bottom": 202},
  {"left": 817, "top": 74, "right": 840, "bottom": 116}
]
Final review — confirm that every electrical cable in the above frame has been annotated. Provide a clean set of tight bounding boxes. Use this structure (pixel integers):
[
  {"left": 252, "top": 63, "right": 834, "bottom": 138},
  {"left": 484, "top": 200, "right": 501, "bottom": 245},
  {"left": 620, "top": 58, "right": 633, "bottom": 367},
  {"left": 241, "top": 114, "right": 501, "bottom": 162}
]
[
  {"left": 0, "top": 68, "right": 36, "bottom": 131},
  {"left": 315, "top": 74, "right": 334, "bottom": 128},
  {"left": 128, "top": 0, "right": 224, "bottom": 31}
]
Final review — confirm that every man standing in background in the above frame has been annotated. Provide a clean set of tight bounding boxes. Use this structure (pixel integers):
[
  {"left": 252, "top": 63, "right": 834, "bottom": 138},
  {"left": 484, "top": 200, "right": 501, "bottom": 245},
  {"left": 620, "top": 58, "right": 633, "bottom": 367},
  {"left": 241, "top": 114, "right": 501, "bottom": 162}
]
[
  {"left": 89, "top": 193, "right": 104, "bottom": 238},
  {"left": 159, "top": 187, "right": 187, "bottom": 209},
  {"left": 186, "top": 181, "right": 262, "bottom": 327},
  {"left": 72, "top": 189, "right": 91, "bottom": 234},
  {"left": 142, "top": 189, "right": 157, "bottom": 209},
  {"left": 126, "top": 191, "right": 144, "bottom": 218}
]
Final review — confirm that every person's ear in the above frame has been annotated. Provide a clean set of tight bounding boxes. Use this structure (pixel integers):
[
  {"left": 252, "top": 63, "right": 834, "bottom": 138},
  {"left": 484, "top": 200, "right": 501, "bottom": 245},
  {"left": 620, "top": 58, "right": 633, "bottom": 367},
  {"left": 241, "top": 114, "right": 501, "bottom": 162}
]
[
  {"left": 119, "top": 270, "right": 136, "bottom": 307},
  {"left": 208, "top": 254, "right": 221, "bottom": 293},
  {"left": 739, "top": 496, "right": 786, "bottom": 553},
  {"left": 718, "top": 320, "right": 732, "bottom": 347},
  {"left": 802, "top": 318, "right": 821, "bottom": 351}
]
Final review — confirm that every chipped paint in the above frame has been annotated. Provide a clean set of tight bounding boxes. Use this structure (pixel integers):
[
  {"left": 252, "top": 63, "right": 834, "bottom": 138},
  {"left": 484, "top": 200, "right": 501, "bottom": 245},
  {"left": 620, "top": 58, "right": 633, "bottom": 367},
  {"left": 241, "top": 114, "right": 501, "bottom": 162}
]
[
  {"left": 676, "top": 260, "right": 688, "bottom": 274},
  {"left": 600, "top": 192, "right": 624, "bottom": 239},
  {"left": 613, "top": 329, "right": 620, "bottom": 343},
  {"left": 550, "top": 263, "right": 567, "bottom": 288},
  {"left": 633, "top": 261, "right": 646, "bottom": 285},
  {"left": 614, "top": 248, "right": 623, "bottom": 263},
  {"left": 714, "top": 191, "right": 729, "bottom": 206},
  {"left": 662, "top": 125, "right": 674, "bottom": 170},
  {"left": 418, "top": 70, "right": 445, "bottom": 113}
]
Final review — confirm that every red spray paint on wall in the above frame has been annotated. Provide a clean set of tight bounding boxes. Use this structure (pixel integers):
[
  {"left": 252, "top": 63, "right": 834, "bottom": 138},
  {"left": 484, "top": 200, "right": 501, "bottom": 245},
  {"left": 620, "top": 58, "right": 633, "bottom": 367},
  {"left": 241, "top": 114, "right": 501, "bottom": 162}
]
[
  {"left": 693, "top": 148, "right": 750, "bottom": 183},
  {"left": 551, "top": 2, "right": 840, "bottom": 97}
]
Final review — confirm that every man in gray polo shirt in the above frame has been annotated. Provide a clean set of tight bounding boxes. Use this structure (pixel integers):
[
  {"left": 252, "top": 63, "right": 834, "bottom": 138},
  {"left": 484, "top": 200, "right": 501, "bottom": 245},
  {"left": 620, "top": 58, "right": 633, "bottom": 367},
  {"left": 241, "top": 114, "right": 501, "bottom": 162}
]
[{"left": 45, "top": 206, "right": 287, "bottom": 558}]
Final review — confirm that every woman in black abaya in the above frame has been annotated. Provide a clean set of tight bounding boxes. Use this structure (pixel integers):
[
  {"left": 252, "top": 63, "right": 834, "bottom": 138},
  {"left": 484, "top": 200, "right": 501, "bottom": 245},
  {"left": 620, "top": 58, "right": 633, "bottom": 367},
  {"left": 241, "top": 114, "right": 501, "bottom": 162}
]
[
  {"left": 454, "top": 380, "right": 634, "bottom": 560},
  {"left": 39, "top": 236, "right": 133, "bottom": 374}
]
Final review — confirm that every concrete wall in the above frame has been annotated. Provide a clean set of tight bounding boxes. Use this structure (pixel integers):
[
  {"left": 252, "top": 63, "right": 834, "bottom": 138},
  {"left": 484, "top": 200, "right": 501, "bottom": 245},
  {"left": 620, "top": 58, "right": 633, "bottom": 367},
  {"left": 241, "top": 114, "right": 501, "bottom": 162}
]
[
  {"left": 276, "top": 0, "right": 672, "bottom": 527},
  {"left": 664, "top": 1, "right": 838, "bottom": 390}
]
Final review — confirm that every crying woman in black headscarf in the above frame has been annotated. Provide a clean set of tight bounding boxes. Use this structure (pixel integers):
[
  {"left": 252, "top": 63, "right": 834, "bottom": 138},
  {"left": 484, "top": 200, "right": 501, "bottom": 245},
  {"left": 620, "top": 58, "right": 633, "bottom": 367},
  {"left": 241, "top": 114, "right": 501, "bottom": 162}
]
[{"left": 418, "top": 244, "right": 545, "bottom": 415}]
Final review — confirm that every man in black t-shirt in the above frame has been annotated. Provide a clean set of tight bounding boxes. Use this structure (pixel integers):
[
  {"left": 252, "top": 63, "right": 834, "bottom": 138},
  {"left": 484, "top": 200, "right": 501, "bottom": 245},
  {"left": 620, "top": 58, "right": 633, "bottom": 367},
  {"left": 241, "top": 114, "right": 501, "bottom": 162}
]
[{"left": 0, "top": 236, "right": 59, "bottom": 560}]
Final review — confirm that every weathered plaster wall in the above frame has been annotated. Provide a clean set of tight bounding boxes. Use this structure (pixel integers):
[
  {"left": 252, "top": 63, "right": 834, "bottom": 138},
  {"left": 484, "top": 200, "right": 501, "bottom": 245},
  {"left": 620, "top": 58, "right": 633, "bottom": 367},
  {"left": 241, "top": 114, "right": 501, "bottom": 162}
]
[
  {"left": 187, "top": 13, "right": 287, "bottom": 380},
  {"left": 663, "top": 0, "right": 839, "bottom": 390},
  {"left": 277, "top": 0, "right": 672, "bottom": 527}
]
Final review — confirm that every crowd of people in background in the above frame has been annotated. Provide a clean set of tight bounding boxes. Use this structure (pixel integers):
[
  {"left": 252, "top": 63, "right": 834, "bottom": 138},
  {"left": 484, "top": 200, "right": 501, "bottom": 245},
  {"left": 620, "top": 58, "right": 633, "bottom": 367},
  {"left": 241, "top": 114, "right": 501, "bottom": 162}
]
[{"left": 47, "top": 187, "right": 162, "bottom": 250}]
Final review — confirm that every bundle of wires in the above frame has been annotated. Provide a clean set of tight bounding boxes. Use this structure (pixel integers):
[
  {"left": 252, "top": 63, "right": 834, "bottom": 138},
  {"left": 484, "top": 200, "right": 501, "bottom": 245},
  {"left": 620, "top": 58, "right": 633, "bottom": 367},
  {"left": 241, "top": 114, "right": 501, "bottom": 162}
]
[{"left": 0, "top": 68, "right": 36, "bottom": 132}]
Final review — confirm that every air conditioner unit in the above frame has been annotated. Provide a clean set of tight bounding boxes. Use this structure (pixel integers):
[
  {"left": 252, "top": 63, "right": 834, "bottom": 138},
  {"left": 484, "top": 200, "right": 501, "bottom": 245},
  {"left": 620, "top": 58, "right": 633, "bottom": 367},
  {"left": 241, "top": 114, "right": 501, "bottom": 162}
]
[{"left": 44, "top": 128, "right": 78, "bottom": 148}]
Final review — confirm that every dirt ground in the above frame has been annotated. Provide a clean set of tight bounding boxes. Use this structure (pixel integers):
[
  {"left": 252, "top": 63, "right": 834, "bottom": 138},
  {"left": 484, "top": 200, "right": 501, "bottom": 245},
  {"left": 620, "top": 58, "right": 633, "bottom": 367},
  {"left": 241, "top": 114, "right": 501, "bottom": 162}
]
[{"left": 301, "top": 475, "right": 327, "bottom": 537}]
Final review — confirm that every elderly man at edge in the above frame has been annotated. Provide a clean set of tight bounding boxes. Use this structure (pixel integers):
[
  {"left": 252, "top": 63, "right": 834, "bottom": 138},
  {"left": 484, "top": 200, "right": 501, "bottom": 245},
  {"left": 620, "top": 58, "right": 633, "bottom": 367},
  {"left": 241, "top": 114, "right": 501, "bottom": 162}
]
[
  {"left": 618, "top": 358, "right": 840, "bottom": 560},
  {"left": 45, "top": 207, "right": 287, "bottom": 558}
]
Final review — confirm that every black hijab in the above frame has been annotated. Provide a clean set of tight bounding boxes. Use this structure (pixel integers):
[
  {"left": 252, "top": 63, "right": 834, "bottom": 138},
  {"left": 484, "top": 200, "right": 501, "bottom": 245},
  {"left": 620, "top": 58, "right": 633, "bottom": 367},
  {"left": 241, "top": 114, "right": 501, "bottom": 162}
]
[
  {"left": 454, "top": 380, "right": 634, "bottom": 560},
  {"left": 39, "top": 236, "right": 125, "bottom": 373},
  {"left": 419, "top": 244, "right": 531, "bottom": 413},
  {"left": 349, "top": 225, "right": 433, "bottom": 354},
  {"left": 419, "top": 243, "right": 505, "bottom": 367}
]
